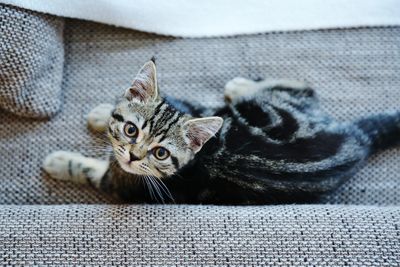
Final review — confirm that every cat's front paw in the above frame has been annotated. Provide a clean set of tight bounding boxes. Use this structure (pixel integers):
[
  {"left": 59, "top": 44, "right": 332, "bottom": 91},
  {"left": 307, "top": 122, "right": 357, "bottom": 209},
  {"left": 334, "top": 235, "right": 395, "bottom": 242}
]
[
  {"left": 43, "top": 151, "right": 86, "bottom": 182},
  {"left": 87, "top": 103, "right": 114, "bottom": 132},
  {"left": 43, "top": 151, "right": 109, "bottom": 187},
  {"left": 224, "top": 77, "right": 258, "bottom": 102}
]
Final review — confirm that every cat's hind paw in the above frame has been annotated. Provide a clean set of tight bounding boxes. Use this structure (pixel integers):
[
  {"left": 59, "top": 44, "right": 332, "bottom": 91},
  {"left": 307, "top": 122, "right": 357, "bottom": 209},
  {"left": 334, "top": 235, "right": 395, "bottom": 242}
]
[
  {"left": 224, "top": 77, "right": 258, "bottom": 103},
  {"left": 87, "top": 103, "right": 114, "bottom": 132}
]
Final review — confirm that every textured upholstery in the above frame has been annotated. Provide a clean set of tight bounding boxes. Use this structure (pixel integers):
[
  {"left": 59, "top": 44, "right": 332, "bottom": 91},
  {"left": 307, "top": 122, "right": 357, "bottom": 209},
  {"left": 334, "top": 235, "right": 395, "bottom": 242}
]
[
  {"left": 0, "top": 5, "right": 399, "bottom": 266},
  {"left": 0, "top": 4, "right": 64, "bottom": 119},
  {"left": 1, "top": 205, "right": 399, "bottom": 266}
]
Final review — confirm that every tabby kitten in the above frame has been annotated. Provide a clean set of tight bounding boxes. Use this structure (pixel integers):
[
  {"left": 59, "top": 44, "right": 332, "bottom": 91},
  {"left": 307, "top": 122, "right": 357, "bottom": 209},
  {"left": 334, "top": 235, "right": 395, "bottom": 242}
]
[{"left": 44, "top": 60, "right": 400, "bottom": 204}]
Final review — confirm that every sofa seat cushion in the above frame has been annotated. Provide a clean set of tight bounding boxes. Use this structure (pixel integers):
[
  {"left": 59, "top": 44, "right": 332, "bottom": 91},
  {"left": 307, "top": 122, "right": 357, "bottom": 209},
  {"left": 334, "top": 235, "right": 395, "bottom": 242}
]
[{"left": 1, "top": 204, "right": 399, "bottom": 265}]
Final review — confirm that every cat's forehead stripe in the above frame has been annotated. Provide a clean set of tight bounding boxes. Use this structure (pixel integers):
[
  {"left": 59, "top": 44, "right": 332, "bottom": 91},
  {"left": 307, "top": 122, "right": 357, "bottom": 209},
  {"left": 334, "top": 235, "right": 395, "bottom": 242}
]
[
  {"left": 141, "top": 120, "right": 148, "bottom": 130},
  {"left": 157, "top": 112, "right": 183, "bottom": 143},
  {"left": 153, "top": 100, "right": 165, "bottom": 117},
  {"left": 153, "top": 106, "right": 176, "bottom": 134},
  {"left": 111, "top": 110, "right": 124, "bottom": 122},
  {"left": 149, "top": 102, "right": 169, "bottom": 132}
]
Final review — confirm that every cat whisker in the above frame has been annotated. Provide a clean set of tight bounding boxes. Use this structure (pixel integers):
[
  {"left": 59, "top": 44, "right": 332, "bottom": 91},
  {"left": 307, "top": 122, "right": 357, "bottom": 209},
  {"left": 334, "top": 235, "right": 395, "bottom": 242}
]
[
  {"left": 115, "top": 151, "right": 124, "bottom": 159},
  {"left": 142, "top": 170, "right": 174, "bottom": 203},
  {"left": 145, "top": 175, "right": 165, "bottom": 203},
  {"left": 143, "top": 175, "right": 157, "bottom": 201},
  {"left": 152, "top": 176, "right": 175, "bottom": 203},
  {"left": 88, "top": 147, "right": 111, "bottom": 151}
]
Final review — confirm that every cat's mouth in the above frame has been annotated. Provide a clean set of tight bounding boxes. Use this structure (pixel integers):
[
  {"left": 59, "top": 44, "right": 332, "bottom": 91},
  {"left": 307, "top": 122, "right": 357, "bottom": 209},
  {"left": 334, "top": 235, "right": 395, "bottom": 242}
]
[
  {"left": 113, "top": 151, "right": 144, "bottom": 175},
  {"left": 117, "top": 159, "right": 132, "bottom": 171},
  {"left": 117, "top": 158, "right": 147, "bottom": 175},
  {"left": 114, "top": 152, "right": 159, "bottom": 178}
]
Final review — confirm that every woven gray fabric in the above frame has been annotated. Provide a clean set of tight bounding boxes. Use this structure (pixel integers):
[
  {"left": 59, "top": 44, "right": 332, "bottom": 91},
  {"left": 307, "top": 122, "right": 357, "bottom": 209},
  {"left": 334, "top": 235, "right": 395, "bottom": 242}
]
[
  {"left": 0, "top": 204, "right": 399, "bottom": 266},
  {"left": 0, "top": 4, "right": 64, "bottom": 119},
  {"left": 0, "top": 19, "right": 399, "bottom": 204}
]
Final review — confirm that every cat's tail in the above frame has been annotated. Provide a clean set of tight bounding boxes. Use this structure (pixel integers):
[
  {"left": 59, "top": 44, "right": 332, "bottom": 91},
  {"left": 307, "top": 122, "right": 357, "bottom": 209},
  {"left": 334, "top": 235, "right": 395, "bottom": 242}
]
[{"left": 355, "top": 111, "right": 400, "bottom": 154}]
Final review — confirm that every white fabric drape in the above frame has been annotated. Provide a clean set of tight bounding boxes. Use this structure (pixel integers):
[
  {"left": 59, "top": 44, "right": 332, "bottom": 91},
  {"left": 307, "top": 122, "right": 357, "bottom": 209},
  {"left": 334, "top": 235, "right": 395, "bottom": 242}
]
[{"left": 2, "top": 0, "right": 399, "bottom": 37}]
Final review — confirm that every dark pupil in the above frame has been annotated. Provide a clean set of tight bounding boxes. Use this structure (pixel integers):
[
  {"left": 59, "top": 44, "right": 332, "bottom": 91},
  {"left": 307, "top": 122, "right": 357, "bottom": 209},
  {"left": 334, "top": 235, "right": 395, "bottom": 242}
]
[
  {"left": 157, "top": 148, "right": 165, "bottom": 157},
  {"left": 128, "top": 126, "right": 136, "bottom": 134}
]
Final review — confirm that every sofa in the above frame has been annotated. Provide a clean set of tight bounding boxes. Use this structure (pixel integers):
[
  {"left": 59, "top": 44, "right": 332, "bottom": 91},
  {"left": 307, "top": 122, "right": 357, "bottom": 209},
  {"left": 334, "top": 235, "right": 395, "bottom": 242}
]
[{"left": 0, "top": 4, "right": 399, "bottom": 266}]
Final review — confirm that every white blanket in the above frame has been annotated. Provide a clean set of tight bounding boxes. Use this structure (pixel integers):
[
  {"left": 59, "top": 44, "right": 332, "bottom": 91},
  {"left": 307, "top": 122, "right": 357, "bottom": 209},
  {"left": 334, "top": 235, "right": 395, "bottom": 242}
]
[{"left": 2, "top": 0, "right": 400, "bottom": 37}]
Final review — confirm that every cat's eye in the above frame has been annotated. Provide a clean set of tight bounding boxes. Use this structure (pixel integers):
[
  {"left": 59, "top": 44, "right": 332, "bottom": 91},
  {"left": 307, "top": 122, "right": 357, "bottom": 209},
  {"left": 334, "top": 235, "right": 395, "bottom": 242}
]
[
  {"left": 152, "top": 147, "right": 170, "bottom": 160},
  {"left": 123, "top": 122, "right": 138, "bottom": 138}
]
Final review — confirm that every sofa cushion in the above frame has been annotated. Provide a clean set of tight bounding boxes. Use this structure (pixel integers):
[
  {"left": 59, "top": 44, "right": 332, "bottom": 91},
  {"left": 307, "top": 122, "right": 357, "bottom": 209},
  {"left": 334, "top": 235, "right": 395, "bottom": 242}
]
[
  {"left": 0, "top": 4, "right": 64, "bottom": 119},
  {"left": 0, "top": 204, "right": 399, "bottom": 265}
]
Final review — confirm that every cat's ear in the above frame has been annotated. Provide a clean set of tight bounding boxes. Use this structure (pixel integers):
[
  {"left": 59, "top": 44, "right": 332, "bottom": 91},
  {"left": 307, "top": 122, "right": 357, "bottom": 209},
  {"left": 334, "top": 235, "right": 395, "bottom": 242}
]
[
  {"left": 183, "top": 117, "right": 223, "bottom": 153},
  {"left": 125, "top": 59, "right": 158, "bottom": 103}
]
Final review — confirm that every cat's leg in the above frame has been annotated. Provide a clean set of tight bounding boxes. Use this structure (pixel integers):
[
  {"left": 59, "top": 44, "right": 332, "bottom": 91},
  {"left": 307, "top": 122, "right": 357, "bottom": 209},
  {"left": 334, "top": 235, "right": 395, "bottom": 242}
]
[
  {"left": 224, "top": 77, "right": 311, "bottom": 103},
  {"left": 43, "top": 151, "right": 109, "bottom": 189},
  {"left": 87, "top": 103, "right": 114, "bottom": 132},
  {"left": 224, "top": 77, "right": 259, "bottom": 102}
]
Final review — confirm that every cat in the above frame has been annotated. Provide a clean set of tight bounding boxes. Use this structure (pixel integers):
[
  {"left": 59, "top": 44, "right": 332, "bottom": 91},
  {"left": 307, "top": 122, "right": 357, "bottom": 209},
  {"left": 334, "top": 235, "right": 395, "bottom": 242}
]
[{"left": 43, "top": 59, "right": 400, "bottom": 204}]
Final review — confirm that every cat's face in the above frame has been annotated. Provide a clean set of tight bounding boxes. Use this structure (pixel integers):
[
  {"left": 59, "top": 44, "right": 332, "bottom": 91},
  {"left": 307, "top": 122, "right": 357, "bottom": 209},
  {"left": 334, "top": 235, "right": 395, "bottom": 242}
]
[{"left": 108, "top": 60, "right": 223, "bottom": 179}]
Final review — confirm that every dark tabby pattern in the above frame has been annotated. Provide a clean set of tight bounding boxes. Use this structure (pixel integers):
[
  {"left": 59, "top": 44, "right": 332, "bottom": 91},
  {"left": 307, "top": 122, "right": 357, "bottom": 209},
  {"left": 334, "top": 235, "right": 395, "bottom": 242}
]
[{"left": 44, "top": 60, "right": 400, "bottom": 204}]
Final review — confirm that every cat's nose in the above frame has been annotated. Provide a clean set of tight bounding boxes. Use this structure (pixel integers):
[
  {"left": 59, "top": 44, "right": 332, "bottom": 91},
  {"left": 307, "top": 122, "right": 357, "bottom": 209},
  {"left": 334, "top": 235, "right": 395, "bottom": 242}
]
[{"left": 129, "top": 152, "right": 140, "bottom": 162}]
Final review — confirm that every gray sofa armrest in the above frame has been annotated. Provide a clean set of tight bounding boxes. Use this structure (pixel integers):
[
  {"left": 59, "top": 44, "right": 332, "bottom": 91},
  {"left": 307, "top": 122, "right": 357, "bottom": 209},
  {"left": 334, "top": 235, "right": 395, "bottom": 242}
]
[{"left": 1, "top": 204, "right": 399, "bottom": 265}]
